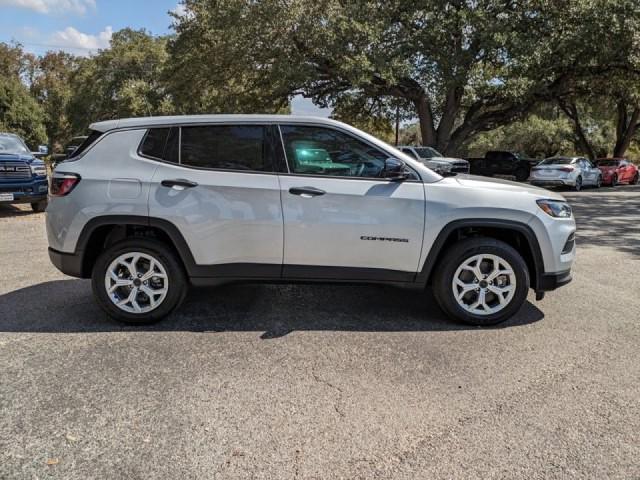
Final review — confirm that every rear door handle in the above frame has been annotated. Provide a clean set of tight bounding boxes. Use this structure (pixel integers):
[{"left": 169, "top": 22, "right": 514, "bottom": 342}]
[
  {"left": 161, "top": 179, "right": 198, "bottom": 190},
  {"left": 289, "top": 186, "right": 326, "bottom": 197}
]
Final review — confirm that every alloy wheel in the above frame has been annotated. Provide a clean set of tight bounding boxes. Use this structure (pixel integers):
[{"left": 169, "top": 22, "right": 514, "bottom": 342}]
[
  {"left": 104, "top": 252, "right": 169, "bottom": 314},
  {"left": 575, "top": 177, "right": 582, "bottom": 191},
  {"left": 451, "top": 254, "right": 517, "bottom": 316}
]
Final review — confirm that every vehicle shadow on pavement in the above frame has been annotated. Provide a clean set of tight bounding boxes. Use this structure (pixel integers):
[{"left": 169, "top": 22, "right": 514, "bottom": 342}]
[
  {"left": 0, "top": 280, "right": 544, "bottom": 336},
  {"left": 0, "top": 204, "right": 38, "bottom": 218},
  {"left": 564, "top": 185, "right": 640, "bottom": 258}
]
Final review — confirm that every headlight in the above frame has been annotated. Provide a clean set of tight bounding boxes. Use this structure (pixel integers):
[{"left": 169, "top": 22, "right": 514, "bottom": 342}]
[
  {"left": 31, "top": 164, "right": 47, "bottom": 177},
  {"left": 537, "top": 199, "right": 572, "bottom": 218},
  {"left": 433, "top": 163, "right": 451, "bottom": 173}
]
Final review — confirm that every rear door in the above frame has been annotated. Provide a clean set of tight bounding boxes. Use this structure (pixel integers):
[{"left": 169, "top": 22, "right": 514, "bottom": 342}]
[
  {"left": 276, "top": 124, "right": 425, "bottom": 281},
  {"left": 146, "top": 124, "right": 284, "bottom": 277}
]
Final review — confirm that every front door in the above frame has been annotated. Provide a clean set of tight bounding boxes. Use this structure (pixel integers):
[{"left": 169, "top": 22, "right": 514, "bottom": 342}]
[
  {"left": 277, "top": 124, "right": 425, "bottom": 282},
  {"left": 146, "top": 124, "right": 284, "bottom": 277}
]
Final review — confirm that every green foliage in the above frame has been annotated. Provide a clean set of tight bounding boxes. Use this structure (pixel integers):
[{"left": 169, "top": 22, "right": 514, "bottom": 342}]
[
  {"left": 30, "top": 51, "right": 79, "bottom": 152},
  {"left": 0, "top": 77, "right": 47, "bottom": 148},
  {"left": 167, "top": 0, "right": 640, "bottom": 154},
  {"left": 0, "top": 43, "right": 46, "bottom": 147},
  {"left": 463, "top": 115, "right": 575, "bottom": 159},
  {"left": 68, "top": 29, "right": 174, "bottom": 133}
]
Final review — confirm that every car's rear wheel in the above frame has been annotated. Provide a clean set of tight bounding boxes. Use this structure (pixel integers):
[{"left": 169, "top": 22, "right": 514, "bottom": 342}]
[
  {"left": 631, "top": 172, "right": 639, "bottom": 185},
  {"left": 91, "top": 238, "right": 187, "bottom": 324},
  {"left": 574, "top": 176, "right": 583, "bottom": 191},
  {"left": 31, "top": 200, "right": 47, "bottom": 212},
  {"left": 514, "top": 167, "right": 529, "bottom": 182},
  {"left": 611, "top": 174, "right": 618, "bottom": 187},
  {"left": 432, "top": 237, "right": 530, "bottom": 326},
  {"left": 596, "top": 175, "right": 602, "bottom": 188}
]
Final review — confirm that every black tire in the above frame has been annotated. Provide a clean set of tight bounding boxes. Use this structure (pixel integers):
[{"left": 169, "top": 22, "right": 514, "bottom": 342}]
[
  {"left": 91, "top": 238, "right": 187, "bottom": 324},
  {"left": 595, "top": 175, "right": 602, "bottom": 188},
  {"left": 611, "top": 174, "right": 617, "bottom": 187},
  {"left": 432, "top": 237, "right": 530, "bottom": 326},
  {"left": 574, "top": 176, "right": 582, "bottom": 191},
  {"left": 631, "top": 173, "right": 639, "bottom": 185},
  {"left": 31, "top": 200, "right": 47, "bottom": 212},
  {"left": 514, "top": 167, "right": 529, "bottom": 182}
]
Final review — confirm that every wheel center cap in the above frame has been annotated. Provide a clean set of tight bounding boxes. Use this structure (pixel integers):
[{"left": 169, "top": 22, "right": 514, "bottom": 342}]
[
  {"left": 479, "top": 280, "right": 488, "bottom": 288},
  {"left": 133, "top": 278, "right": 142, "bottom": 287}
]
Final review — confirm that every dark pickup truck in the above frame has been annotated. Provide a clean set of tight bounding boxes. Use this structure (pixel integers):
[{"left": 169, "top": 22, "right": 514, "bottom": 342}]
[{"left": 466, "top": 151, "right": 540, "bottom": 181}]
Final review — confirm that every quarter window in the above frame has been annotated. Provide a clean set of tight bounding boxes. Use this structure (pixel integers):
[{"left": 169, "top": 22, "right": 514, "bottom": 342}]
[
  {"left": 279, "top": 125, "right": 388, "bottom": 178},
  {"left": 140, "top": 128, "right": 170, "bottom": 160},
  {"left": 180, "top": 125, "right": 268, "bottom": 171}
]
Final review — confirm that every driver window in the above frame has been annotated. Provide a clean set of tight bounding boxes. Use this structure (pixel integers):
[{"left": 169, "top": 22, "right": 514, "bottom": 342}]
[{"left": 279, "top": 125, "right": 389, "bottom": 178}]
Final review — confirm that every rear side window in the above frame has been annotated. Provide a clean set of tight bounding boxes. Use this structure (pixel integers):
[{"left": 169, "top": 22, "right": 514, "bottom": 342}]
[
  {"left": 139, "top": 128, "right": 170, "bottom": 160},
  {"left": 68, "top": 130, "right": 102, "bottom": 159},
  {"left": 180, "top": 125, "right": 268, "bottom": 171}
]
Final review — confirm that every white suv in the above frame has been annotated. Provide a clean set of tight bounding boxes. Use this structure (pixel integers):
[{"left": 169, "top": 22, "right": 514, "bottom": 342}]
[{"left": 47, "top": 115, "right": 576, "bottom": 326}]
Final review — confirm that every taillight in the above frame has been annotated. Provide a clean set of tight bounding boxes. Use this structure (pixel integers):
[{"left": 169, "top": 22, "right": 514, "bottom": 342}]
[
  {"left": 50, "top": 174, "right": 81, "bottom": 196},
  {"left": 559, "top": 167, "right": 574, "bottom": 172}
]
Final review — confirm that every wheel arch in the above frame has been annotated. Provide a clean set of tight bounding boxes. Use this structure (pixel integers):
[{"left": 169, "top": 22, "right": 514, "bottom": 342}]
[
  {"left": 75, "top": 215, "right": 197, "bottom": 278},
  {"left": 417, "top": 219, "right": 545, "bottom": 290}
]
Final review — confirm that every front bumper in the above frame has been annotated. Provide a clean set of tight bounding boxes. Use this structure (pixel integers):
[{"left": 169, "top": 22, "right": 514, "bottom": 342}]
[
  {"left": 48, "top": 247, "right": 85, "bottom": 278},
  {"left": 537, "top": 269, "right": 572, "bottom": 291},
  {"left": 0, "top": 178, "right": 48, "bottom": 204}
]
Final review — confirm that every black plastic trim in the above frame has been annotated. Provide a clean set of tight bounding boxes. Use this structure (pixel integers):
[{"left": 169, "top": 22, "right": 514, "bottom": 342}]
[
  {"left": 282, "top": 265, "right": 415, "bottom": 283},
  {"left": 538, "top": 270, "right": 572, "bottom": 291},
  {"left": 48, "top": 247, "right": 84, "bottom": 278},
  {"left": 415, "top": 218, "right": 546, "bottom": 290}
]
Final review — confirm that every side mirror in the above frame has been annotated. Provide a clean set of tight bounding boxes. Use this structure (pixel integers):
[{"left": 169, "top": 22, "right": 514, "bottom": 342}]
[
  {"left": 382, "top": 157, "right": 409, "bottom": 182},
  {"left": 32, "top": 145, "right": 49, "bottom": 158}
]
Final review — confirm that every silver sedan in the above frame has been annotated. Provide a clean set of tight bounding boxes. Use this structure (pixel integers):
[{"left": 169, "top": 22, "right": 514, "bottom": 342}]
[{"left": 529, "top": 156, "right": 602, "bottom": 191}]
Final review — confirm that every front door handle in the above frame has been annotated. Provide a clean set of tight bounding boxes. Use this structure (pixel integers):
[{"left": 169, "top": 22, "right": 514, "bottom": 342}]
[
  {"left": 161, "top": 179, "right": 198, "bottom": 190},
  {"left": 289, "top": 186, "right": 326, "bottom": 197}
]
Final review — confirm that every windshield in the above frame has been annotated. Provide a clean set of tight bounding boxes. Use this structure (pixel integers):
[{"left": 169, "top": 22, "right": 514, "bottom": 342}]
[
  {"left": 540, "top": 158, "right": 573, "bottom": 165},
  {"left": 0, "top": 135, "right": 29, "bottom": 154},
  {"left": 596, "top": 160, "right": 619, "bottom": 167},
  {"left": 414, "top": 147, "right": 443, "bottom": 158}
]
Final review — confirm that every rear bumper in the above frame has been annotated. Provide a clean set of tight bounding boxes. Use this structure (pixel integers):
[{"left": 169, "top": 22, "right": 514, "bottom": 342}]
[
  {"left": 537, "top": 269, "right": 572, "bottom": 291},
  {"left": 530, "top": 179, "right": 571, "bottom": 187},
  {"left": 48, "top": 247, "right": 85, "bottom": 278}
]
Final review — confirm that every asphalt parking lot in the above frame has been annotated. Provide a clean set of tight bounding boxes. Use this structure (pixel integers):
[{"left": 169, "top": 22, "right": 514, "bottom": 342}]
[{"left": 1, "top": 185, "right": 639, "bottom": 479}]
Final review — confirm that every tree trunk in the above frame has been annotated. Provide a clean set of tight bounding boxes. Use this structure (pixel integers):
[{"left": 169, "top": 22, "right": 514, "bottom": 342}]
[
  {"left": 414, "top": 94, "right": 437, "bottom": 147},
  {"left": 557, "top": 100, "right": 597, "bottom": 160},
  {"left": 613, "top": 102, "right": 640, "bottom": 158},
  {"left": 436, "top": 85, "right": 463, "bottom": 153}
]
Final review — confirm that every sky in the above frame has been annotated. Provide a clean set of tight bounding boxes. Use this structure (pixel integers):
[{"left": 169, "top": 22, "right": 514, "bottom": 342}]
[{"left": 0, "top": 0, "right": 329, "bottom": 116}]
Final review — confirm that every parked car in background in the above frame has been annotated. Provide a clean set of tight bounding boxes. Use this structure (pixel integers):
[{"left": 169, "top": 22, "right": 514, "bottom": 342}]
[
  {"left": 595, "top": 158, "right": 639, "bottom": 186},
  {"left": 51, "top": 135, "right": 88, "bottom": 168},
  {"left": 466, "top": 151, "right": 540, "bottom": 181},
  {"left": 529, "top": 156, "right": 602, "bottom": 191},
  {"left": 398, "top": 145, "right": 469, "bottom": 175},
  {"left": 46, "top": 115, "right": 575, "bottom": 327},
  {"left": 0, "top": 132, "right": 49, "bottom": 212}
]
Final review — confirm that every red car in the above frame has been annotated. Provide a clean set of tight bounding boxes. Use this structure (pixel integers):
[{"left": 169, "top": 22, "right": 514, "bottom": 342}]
[{"left": 595, "top": 158, "right": 639, "bottom": 186}]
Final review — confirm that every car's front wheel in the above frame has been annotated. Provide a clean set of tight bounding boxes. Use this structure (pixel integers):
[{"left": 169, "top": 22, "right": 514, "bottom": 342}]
[
  {"left": 631, "top": 172, "right": 639, "bottom": 185},
  {"left": 91, "top": 238, "right": 187, "bottom": 324},
  {"left": 432, "top": 237, "right": 530, "bottom": 326},
  {"left": 31, "top": 200, "right": 47, "bottom": 212}
]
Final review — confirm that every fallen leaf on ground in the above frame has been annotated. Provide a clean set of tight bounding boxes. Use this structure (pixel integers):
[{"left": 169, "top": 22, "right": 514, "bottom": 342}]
[{"left": 46, "top": 458, "right": 59, "bottom": 465}]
